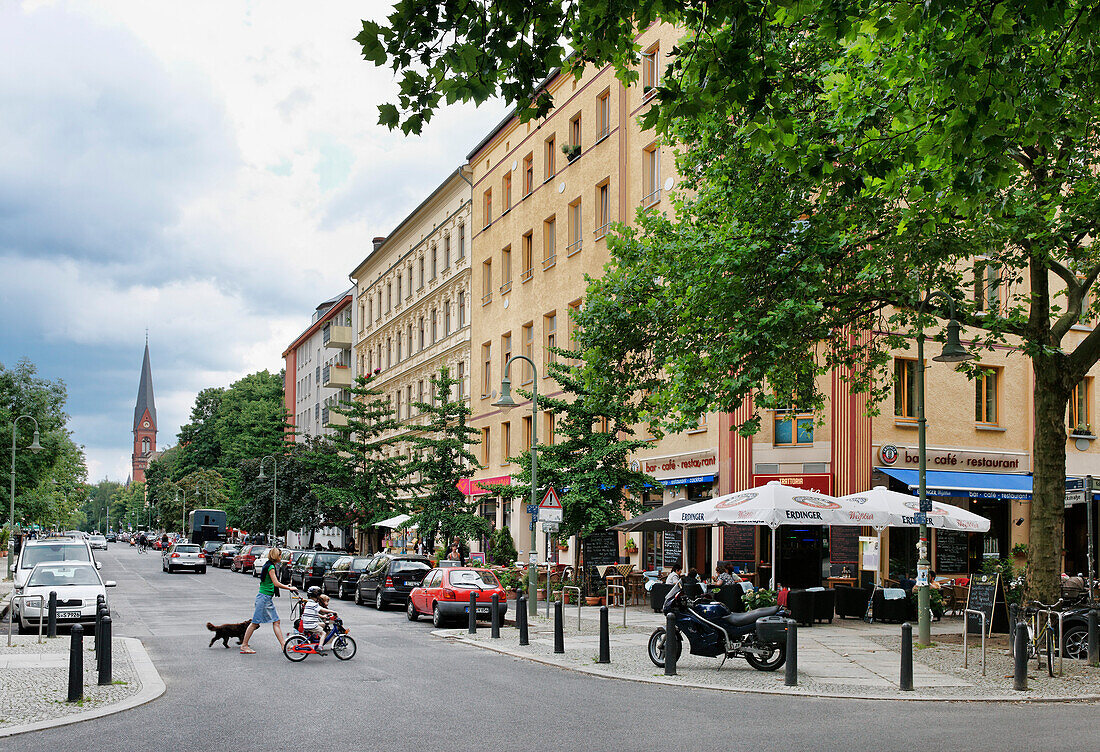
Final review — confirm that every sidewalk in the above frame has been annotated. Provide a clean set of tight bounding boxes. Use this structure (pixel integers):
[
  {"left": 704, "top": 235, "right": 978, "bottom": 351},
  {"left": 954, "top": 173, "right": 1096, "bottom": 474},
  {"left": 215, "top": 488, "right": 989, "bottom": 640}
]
[
  {"left": 0, "top": 635, "right": 165, "bottom": 737},
  {"left": 443, "top": 604, "right": 1100, "bottom": 702}
]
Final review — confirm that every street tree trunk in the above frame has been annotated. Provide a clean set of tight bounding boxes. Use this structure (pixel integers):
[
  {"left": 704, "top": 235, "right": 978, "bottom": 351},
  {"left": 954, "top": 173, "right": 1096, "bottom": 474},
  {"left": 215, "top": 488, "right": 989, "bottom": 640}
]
[{"left": 1030, "top": 365, "right": 1070, "bottom": 603}]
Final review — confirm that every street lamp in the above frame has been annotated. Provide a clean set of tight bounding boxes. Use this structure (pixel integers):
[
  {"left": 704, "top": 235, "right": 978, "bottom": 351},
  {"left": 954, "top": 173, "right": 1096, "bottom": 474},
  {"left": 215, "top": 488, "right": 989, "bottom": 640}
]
[
  {"left": 914, "top": 290, "right": 974, "bottom": 646},
  {"left": 258, "top": 456, "right": 278, "bottom": 546},
  {"left": 493, "top": 355, "right": 539, "bottom": 617},
  {"left": 8, "top": 415, "right": 43, "bottom": 578}
]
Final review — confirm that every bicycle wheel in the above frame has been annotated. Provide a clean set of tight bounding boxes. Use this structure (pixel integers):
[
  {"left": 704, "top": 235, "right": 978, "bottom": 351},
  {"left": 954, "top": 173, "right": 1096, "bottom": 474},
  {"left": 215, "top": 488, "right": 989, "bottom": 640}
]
[
  {"left": 283, "top": 635, "right": 310, "bottom": 662},
  {"left": 1045, "top": 629, "right": 1055, "bottom": 677},
  {"left": 331, "top": 634, "right": 357, "bottom": 661}
]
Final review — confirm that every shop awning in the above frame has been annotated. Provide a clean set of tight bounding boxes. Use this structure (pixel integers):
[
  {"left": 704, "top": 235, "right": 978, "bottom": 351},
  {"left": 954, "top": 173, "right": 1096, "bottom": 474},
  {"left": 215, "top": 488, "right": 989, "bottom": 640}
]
[
  {"left": 660, "top": 474, "right": 716, "bottom": 486},
  {"left": 457, "top": 475, "right": 511, "bottom": 496},
  {"left": 877, "top": 468, "right": 1032, "bottom": 500},
  {"left": 610, "top": 498, "right": 701, "bottom": 533}
]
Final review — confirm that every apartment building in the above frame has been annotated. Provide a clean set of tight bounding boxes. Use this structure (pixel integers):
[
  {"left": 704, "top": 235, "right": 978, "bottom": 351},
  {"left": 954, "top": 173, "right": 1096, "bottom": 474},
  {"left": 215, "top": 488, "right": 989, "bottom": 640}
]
[
  {"left": 349, "top": 167, "right": 473, "bottom": 551},
  {"left": 466, "top": 23, "right": 720, "bottom": 566}
]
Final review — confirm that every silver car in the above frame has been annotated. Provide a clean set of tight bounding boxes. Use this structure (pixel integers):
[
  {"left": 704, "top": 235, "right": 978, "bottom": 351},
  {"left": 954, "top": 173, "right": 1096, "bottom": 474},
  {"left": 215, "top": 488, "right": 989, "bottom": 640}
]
[
  {"left": 89, "top": 534, "right": 108, "bottom": 550},
  {"left": 162, "top": 543, "right": 207, "bottom": 574},
  {"left": 14, "top": 562, "right": 116, "bottom": 634},
  {"left": 250, "top": 548, "right": 271, "bottom": 576},
  {"left": 14, "top": 539, "right": 98, "bottom": 592}
]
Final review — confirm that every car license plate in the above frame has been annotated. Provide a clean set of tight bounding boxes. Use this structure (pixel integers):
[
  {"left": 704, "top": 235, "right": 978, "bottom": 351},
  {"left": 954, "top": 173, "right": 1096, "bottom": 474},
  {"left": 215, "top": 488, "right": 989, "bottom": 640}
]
[
  {"left": 58, "top": 611, "right": 81, "bottom": 619},
  {"left": 476, "top": 607, "right": 489, "bottom": 615}
]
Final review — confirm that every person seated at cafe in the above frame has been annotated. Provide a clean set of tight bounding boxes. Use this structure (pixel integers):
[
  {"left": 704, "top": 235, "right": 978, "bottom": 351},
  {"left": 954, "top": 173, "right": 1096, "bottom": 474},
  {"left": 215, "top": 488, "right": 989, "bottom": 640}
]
[
  {"left": 715, "top": 564, "right": 743, "bottom": 586},
  {"left": 928, "top": 570, "right": 941, "bottom": 590},
  {"left": 665, "top": 563, "right": 683, "bottom": 587}
]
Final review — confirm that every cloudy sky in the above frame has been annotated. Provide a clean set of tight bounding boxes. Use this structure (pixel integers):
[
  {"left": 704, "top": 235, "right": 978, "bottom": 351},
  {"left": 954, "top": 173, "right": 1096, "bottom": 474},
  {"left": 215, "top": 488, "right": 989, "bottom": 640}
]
[{"left": 0, "top": 0, "right": 507, "bottom": 482}]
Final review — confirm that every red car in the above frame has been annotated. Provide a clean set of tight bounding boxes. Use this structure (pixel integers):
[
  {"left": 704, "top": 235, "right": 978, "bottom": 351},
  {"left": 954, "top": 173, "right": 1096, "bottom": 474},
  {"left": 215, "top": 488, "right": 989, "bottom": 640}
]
[
  {"left": 231, "top": 545, "right": 261, "bottom": 573},
  {"left": 406, "top": 567, "right": 509, "bottom": 628}
]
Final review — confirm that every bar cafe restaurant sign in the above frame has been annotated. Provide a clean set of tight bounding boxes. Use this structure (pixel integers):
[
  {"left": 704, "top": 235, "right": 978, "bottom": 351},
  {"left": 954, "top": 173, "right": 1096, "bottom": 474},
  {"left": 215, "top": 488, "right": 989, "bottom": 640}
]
[
  {"left": 630, "top": 449, "right": 718, "bottom": 486},
  {"left": 876, "top": 444, "right": 1029, "bottom": 473}
]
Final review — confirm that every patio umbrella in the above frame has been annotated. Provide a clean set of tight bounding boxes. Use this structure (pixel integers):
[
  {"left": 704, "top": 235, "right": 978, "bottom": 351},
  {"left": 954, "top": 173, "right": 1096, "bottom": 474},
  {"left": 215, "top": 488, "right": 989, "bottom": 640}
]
[
  {"left": 610, "top": 497, "right": 701, "bottom": 533},
  {"left": 670, "top": 481, "right": 891, "bottom": 589},
  {"left": 374, "top": 513, "right": 416, "bottom": 530},
  {"left": 838, "top": 486, "right": 991, "bottom": 533}
]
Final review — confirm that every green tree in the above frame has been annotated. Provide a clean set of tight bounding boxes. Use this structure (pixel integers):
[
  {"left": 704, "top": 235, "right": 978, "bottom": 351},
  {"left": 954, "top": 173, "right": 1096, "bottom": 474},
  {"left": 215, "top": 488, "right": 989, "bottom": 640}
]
[
  {"left": 361, "top": 0, "right": 1100, "bottom": 603},
  {"left": 407, "top": 366, "right": 486, "bottom": 554},
  {"left": 319, "top": 373, "right": 410, "bottom": 552}
]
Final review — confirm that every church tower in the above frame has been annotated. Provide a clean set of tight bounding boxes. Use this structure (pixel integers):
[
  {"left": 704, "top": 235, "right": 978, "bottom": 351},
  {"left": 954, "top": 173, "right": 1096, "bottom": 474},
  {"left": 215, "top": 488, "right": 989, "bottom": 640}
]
[{"left": 132, "top": 341, "right": 157, "bottom": 484}]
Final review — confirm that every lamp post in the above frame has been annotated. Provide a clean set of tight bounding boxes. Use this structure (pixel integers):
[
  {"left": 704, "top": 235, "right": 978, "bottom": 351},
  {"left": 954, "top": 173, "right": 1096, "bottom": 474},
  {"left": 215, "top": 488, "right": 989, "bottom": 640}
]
[
  {"left": 176, "top": 489, "right": 187, "bottom": 539},
  {"left": 9, "top": 415, "right": 43, "bottom": 578},
  {"left": 492, "top": 355, "right": 539, "bottom": 617},
  {"left": 258, "top": 456, "right": 278, "bottom": 546},
  {"left": 914, "top": 291, "right": 973, "bottom": 646}
]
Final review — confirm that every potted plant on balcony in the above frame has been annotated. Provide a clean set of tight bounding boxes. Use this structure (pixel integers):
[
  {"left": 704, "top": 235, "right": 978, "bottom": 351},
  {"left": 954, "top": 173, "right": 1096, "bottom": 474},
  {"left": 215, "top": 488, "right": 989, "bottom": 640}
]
[{"left": 561, "top": 143, "right": 581, "bottom": 162}]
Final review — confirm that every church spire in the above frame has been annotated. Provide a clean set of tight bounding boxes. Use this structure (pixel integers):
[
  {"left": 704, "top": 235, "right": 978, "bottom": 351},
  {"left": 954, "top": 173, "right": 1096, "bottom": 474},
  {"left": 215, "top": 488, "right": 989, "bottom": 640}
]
[{"left": 133, "top": 342, "right": 157, "bottom": 431}]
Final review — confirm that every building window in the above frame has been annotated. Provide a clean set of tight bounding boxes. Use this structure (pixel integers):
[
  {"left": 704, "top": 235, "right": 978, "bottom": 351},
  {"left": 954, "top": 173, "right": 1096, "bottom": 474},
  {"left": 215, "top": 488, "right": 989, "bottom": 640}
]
[
  {"left": 521, "top": 231, "right": 534, "bottom": 283},
  {"left": 482, "top": 259, "right": 493, "bottom": 304},
  {"left": 568, "top": 300, "right": 582, "bottom": 351},
  {"left": 141, "top": 437, "right": 150, "bottom": 454},
  {"left": 482, "top": 342, "right": 492, "bottom": 397},
  {"left": 407, "top": 324, "right": 413, "bottom": 355},
  {"left": 431, "top": 308, "right": 438, "bottom": 342},
  {"left": 567, "top": 114, "right": 582, "bottom": 162},
  {"left": 481, "top": 427, "right": 491, "bottom": 467},
  {"left": 458, "top": 291, "right": 466, "bottom": 327},
  {"left": 502, "top": 172, "right": 512, "bottom": 212},
  {"left": 418, "top": 379, "right": 424, "bottom": 409},
  {"left": 406, "top": 385, "right": 413, "bottom": 417},
  {"left": 501, "top": 421, "right": 511, "bottom": 463},
  {"left": 502, "top": 332, "right": 512, "bottom": 375},
  {"left": 431, "top": 245, "right": 438, "bottom": 280},
  {"left": 483, "top": 188, "right": 492, "bottom": 228},
  {"left": 894, "top": 358, "right": 918, "bottom": 419},
  {"left": 597, "top": 89, "right": 611, "bottom": 139},
  {"left": 387, "top": 283, "right": 392, "bottom": 312},
  {"left": 457, "top": 223, "right": 465, "bottom": 258},
  {"left": 408, "top": 266, "right": 413, "bottom": 298},
  {"left": 642, "top": 144, "right": 660, "bottom": 206},
  {"left": 522, "top": 415, "right": 532, "bottom": 451},
  {"left": 522, "top": 323, "right": 534, "bottom": 384},
  {"left": 975, "top": 367, "right": 999, "bottom": 425},
  {"left": 523, "top": 153, "right": 534, "bottom": 196},
  {"left": 641, "top": 43, "right": 659, "bottom": 97},
  {"left": 419, "top": 257, "right": 425, "bottom": 289},
  {"left": 501, "top": 245, "right": 512, "bottom": 293},
  {"left": 774, "top": 409, "right": 814, "bottom": 445},
  {"left": 396, "top": 337, "right": 402, "bottom": 362},
  {"left": 974, "top": 260, "right": 1001, "bottom": 312},
  {"left": 444, "top": 234, "right": 451, "bottom": 269},
  {"left": 1071, "top": 379, "right": 1092, "bottom": 434},
  {"left": 545, "top": 313, "right": 557, "bottom": 366},
  {"left": 544, "top": 135, "right": 556, "bottom": 180},
  {"left": 595, "top": 181, "right": 610, "bottom": 238},
  {"left": 443, "top": 301, "right": 451, "bottom": 335},
  {"left": 567, "top": 199, "right": 582, "bottom": 256},
  {"left": 457, "top": 360, "right": 465, "bottom": 397},
  {"left": 543, "top": 216, "right": 556, "bottom": 269},
  {"left": 395, "top": 389, "right": 402, "bottom": 419},
  {"left": 419, "top": 317, "right": 425, "bottom": 350},
  {"left": 387, "top": 337, "right": 392, "bottom": 368}
]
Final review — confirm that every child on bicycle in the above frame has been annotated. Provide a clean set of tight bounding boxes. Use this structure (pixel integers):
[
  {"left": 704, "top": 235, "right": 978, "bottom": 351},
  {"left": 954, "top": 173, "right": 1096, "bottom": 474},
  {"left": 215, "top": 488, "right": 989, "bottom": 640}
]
[{"left": 302, "top": 586, "right": 337, "bottom": 652}]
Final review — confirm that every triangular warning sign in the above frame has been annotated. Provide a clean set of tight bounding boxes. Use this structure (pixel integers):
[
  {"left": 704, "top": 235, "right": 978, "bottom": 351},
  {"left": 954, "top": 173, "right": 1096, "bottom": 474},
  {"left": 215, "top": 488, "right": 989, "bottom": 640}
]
[{"left": 539, "top": 487, "right": 562, "bottom": 509}]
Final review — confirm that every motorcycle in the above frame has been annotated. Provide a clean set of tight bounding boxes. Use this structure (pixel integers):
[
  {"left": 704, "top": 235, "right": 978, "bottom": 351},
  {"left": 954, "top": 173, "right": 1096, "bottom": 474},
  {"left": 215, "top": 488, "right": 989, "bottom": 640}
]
[{"left": 648, "top": 580, "right": 790, "bottom": 671}]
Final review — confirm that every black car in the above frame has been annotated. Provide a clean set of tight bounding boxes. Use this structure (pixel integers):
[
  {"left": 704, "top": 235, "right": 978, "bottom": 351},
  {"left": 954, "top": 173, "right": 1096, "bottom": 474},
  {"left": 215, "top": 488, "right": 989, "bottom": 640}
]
[
  {"left": 213, "top": 544, "right": 239, "bottom": 568},
  {"left": 323, "top": 555, "right": 374, "bottom": 600},
  {"left": 355, "top": 554, "right": 431, "bottom": 609},
  {"left": 201, "top": 540, "right": 222, "bottom": 561},
  {"left": 291, "top": 551, "right": 343, "bottom": 590},
  {"left": 278, "top": 550, "right": 306, "bottom": 584},
  {"left": 105, "top": 533, "right": 117, "bottom": 543}
]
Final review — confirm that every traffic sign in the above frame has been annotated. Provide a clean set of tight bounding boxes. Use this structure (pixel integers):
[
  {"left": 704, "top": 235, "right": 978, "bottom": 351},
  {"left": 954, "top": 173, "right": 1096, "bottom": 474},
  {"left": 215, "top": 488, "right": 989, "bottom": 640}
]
[
  {"left": 541, "top": 521, "right": 560, "bottom": 533},
  {"left": 919, "top": 497, "right": 931, "bottom": 513},
  {"left": 912, "top": 512, "right": 928, "bottom": 525},
  {"left": 539, "top": 506, "right": 562, "bottom": 523},
  {"left": 526, "top": 504, "right": 538, "bottom": 514},
  {"left": 1065, "top": 490, "right": 1086, "bottom": 507},
  {"left": 540, "top": 487, "right": 562, "bottom": 509}
]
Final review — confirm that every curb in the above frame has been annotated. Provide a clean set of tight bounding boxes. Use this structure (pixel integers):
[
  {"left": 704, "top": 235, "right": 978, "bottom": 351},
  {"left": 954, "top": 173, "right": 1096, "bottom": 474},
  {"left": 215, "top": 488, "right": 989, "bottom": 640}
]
[
  {"left": 0, "top": 637, "right": 166, "bottom": 738},
  {"left": 438, "top": 631, "right": 1100, "bottom": 704}
]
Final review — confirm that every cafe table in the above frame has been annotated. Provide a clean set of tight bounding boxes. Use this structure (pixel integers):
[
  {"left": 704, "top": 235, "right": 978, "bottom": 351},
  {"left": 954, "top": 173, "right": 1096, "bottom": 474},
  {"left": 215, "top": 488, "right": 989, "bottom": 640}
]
[{"left": 825, "top": 577, "right": 857, "bottom": 589}]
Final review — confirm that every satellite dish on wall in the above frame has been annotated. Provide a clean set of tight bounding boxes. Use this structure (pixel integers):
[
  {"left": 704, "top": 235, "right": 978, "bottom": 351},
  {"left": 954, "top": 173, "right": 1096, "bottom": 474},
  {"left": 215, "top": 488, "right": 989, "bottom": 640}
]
[
  {"left": 664, "top": 177, "right": 675, "bottom": 191},
  {"left": 512, "top": 160, "right": 518, "bottom": 171}
]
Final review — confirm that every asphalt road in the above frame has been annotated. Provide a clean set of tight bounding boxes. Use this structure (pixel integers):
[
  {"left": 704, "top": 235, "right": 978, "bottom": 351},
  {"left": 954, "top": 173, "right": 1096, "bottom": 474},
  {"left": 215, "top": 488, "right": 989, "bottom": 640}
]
[{"left": 13, "top": 546, "right": 1100, "bottom": 751}]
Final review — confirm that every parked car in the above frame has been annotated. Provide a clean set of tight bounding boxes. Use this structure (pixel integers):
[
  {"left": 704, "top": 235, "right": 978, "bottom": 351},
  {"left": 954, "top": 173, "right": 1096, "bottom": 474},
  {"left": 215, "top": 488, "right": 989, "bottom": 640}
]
[
  {"left": 250, "top": 547, "right": 271, "bottom": 576},
  {"left": 14, "top": 539, "right": 98, "bottom": 592},
  {"left": 406, "top": 567, "right": 508, "bottom": 627},
  {"left": 231, "top": 545, "right": 261, "bottom": 573},
  {"left": 291, "top": 551, "right": 343, "bottom": 590},
  {"left": 277, "top": 550, "right": 305, "bottom": 583},
  {"left": 88, "top": 534, "right": 108, "bottom": 550},
  {"left": 105, "top": 533, "right": 117, "bottom": 543},
  {"left": 163, "top": 542, "right": 207, "bottom": 574},
  {"left": 356, "top": 554, "right": 432, "bottom": 610},
  {"left": 201, "top": 540, "right": 222, "bottom": 561},
  {"left": 323, "top": 556, "right": 374, "bottom": 600},
  {"left": 13, "top": 562, "right": 116, "bottom": 634},
  {"left": 213, "top": 543, "right": 239, "bottom": 568}
]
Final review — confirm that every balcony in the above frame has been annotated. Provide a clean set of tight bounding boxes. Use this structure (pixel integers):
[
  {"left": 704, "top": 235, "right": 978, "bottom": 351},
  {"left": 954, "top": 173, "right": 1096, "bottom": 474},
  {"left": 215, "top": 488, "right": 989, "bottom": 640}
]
[
  {"left": 326, "top": 408, "right": 347, "bottom": 428},
  {"left": 323, "top": 324, "right": 353, "bottom": 349},
  {"left": 322, "top": 364, "right": 352, "bottom": 388}
]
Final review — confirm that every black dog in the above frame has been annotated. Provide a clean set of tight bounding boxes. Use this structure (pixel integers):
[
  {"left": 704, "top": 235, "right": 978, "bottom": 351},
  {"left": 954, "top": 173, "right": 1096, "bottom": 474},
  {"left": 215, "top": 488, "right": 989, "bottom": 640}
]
[{"left": 206, "top": 620, "right": 251, "bottom": 648}]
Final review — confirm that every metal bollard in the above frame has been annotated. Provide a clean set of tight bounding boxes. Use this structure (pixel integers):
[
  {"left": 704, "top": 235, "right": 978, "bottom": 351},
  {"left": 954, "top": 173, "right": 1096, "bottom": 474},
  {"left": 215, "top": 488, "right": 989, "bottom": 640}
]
[
  {"left": 67, "top": 624, "right": 83, "bottom": 703},
  {"left": 98, "top": 615, "right": 112, "bottom": 685},
  {"left": 1008, "top": 604, "right": 1019, "bottom": 655},
  {"left": 47, "top": 591, "right": 57, "bottom": 638},
  {"left": 597, "top": 606, "right": 610, "bottom": 664},
  {"left": 1014, "top": 621, "right": 1028, "bottom": 691},
  {"left": 517, "top": 596, "right": 529, "bottom": 646},
  {"left": 785, "top": 619, "right": 798, "bottom": 687},
  {"left": 664, "top": 612, "right": 678, "bottom": 676},
  {"left": 553, "top": 600, "right": 564, "bottom": 654},
  {"left": 1089, "top": 610, "right": 1099, "bottom": 668},
  {"left": 95, "top": 605, "right": 107, "bottom": 664},
  {"left": 468, "top": 592, "right": 477, "bottom": 634},
  {"left": 490, "top": 594, "right": 501, "bottom": 638},
  {"left": 900, "top": 622, "right": 914, "bottom": 691}
]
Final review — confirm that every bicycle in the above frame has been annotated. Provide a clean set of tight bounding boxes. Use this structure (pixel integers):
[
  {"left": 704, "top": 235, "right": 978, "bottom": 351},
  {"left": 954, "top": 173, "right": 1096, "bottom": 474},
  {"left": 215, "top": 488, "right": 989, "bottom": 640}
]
[
  {"left": 1021, "top": 598, "right": 1065, "bottom": 676},
  {"left": 283, "top": 614, "right": 356, "bottom": 661}
]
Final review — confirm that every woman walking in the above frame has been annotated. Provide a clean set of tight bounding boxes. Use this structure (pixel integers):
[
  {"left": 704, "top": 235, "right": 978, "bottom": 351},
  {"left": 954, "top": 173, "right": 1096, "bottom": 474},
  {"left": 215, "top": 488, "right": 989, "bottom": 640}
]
[{"left": 240, "top": 547, "right": 296, "bottom": 654}]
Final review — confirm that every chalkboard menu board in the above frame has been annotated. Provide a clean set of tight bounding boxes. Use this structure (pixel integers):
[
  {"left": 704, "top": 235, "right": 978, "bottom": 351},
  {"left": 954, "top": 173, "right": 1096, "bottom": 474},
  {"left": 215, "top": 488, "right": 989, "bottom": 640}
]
[
  {"left": 965, "top": 573, "right": 1009, "bottom": 635},
  {"left": 935, "top": 530, "right": 969, "bottom": 574},
  {"left": 583, "top": 530, "right": 619, "bottom": 566},
  {"left": 662, "top": 531, "right": 683, "bottom": 568},
  {"left": 723, "top": 526, "right": 756, "bottom": 563},
  {"left": 829, "top": 526, "right": 859, "bottom": 577}
]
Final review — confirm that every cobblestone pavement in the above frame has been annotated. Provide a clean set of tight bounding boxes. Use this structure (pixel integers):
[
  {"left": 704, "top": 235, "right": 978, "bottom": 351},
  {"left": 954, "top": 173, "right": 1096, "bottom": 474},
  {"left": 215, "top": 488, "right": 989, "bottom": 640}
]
[
  {"left": 0, "top": 636, "right": 139, "bottom": 728},
  {"left": 448, "top": 605, "right": 1100, "bottom": 701}
]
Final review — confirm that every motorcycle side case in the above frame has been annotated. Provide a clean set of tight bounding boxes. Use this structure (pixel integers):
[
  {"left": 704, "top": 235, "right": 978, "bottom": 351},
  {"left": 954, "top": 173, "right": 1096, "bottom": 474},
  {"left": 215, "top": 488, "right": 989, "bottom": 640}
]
[{"left": 755, "top": 615, "right": 789, "bottom": 643}]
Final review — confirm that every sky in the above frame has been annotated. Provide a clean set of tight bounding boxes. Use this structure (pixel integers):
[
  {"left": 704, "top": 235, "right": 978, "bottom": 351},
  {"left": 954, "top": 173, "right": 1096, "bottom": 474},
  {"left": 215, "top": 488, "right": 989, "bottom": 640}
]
[{"left": 0, "top": 0, "right": 508, "bottom": 483}]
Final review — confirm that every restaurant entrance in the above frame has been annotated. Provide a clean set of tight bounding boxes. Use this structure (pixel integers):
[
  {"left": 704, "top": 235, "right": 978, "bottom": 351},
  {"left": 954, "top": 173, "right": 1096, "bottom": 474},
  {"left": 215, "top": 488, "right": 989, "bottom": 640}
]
[
  {"left": 778, "top": 526, "right": 824, "bottom": 589},
  {"left": 1065, "top": 498, "right": 1098, "bottom": 578}
]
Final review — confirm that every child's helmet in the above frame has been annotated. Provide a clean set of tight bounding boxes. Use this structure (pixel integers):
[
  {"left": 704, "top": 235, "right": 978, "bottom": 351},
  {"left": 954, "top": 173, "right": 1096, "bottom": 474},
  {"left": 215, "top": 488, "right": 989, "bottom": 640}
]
[{"left": 307, "top": 586, "right": 322, "bottom": 597}]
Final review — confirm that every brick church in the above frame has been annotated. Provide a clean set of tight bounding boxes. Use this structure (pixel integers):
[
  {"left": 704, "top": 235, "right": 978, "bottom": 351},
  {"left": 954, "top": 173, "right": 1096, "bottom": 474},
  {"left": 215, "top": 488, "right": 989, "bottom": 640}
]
[{"left": 132, "top": 341, "right": 157, "bottom": 484}]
